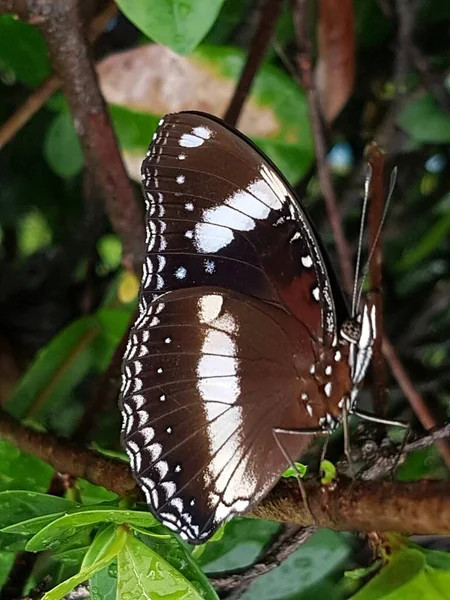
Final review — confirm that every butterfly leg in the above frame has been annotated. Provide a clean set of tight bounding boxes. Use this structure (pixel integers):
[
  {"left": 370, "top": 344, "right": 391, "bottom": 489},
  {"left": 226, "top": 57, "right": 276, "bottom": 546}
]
[
  {"left": 342, "top": 403, "right": 356, "bottom": 477},
  {"left": 272, "top": 427, "right": 326, "bottom": 522},
  {"left": 349, "top": 408, "right": 410, "bottom": 476}
]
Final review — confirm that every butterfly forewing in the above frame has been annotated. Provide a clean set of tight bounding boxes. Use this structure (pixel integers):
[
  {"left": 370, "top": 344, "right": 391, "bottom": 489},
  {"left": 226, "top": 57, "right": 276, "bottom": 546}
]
[{"left": 141, "top": 111, "right": 347, "bottom": 341}]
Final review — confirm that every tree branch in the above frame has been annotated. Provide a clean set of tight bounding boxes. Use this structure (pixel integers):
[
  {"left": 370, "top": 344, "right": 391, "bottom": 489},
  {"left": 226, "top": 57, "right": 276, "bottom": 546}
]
[
  {"left": 223, "top": 0, "right": 283, "bottom": 127},
  {"left": 213, "top": 526, "right": 315, "bottom": 598},
  {"left": 1, "top": 407, "right": 450, "bottom": 535},
  {"left": 0, "top": 3, "right": 118, "bottom": 151},
  {"left": 293, "top": 0, "right": 354, "bottom": 294},
  {"left": 1, "top": 0, "right": 145, "bottom": 274},
  {"left": 0, "top": 408, "right": 136, "bottom": 497}
]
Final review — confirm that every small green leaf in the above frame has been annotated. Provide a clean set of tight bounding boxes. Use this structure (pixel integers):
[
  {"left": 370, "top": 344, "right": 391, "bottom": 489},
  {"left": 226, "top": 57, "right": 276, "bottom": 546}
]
[
  {"left": 398, "top": 94, "right": 450, "bottom": 143},
  {"left": 6, "top": 316, "right": 100, "bottom": 419},
  {"left": 82, "top": 525, "right": 119, "bottom": 570},
  {"left": 44, "top": 112, "right": 84, "bottom": 179},
  {"left": 18, "top": 210, "right": 52, "bottom": 257},
  {"left": 97, "top": 235, "right": 123, "bottom": 272},
  {"left": 321, "top": 460, "right": 337, "bottom": 485},
  {"left": 350, "top": 549, "right": 426, "bottom": 600},
  {"left": 26, "top": 508, "right": 157, "bottom": 552},
  {"left": 345, "top": 559, "right": 382, "bottom": 580},
  {"left": 282, "top": 462, "right": 308, "bottom": 479},
  {"left": 115, "top": 0, "right": 225, "bottom": 55},
  {"left": 0, "top": 15, "right": 51, "bottom": 86},
  {"left": 117, "top": 532, "right": 204, "bottom": 600},
  {"left": 0, "top": 491, "right": 77, "bottom": 530},
  {"left": 41, "top": 527, "right": 127, "bottom": 600}
]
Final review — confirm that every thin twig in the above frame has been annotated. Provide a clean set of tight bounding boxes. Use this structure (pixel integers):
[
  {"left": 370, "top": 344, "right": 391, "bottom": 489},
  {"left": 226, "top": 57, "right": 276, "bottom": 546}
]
[
  {"left": 293, "top": 0, "right": 354, "bottom": 294},
  {"left": 223, "top": 0, "right": 284, "bottom": 127},
  {"left": 382, "top": 339, "right": 450, "bottom": 467},
  {"left": 367, "top": 143, "right": 388, "bottom": 417},
  {"left": 0, "top": 3, "right": 118, "bottom": 151},
  {"left": 0, "top": 407, "right": 136, "bottom": 496},
  {"left": 213, "top": 526, "right": 315, "bottom": 598}
]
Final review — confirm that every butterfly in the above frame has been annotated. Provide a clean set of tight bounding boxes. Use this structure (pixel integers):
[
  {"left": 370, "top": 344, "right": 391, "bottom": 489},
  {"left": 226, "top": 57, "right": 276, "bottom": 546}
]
[{"left": 120, "top": 111, "right": 375, "bottom": 543}]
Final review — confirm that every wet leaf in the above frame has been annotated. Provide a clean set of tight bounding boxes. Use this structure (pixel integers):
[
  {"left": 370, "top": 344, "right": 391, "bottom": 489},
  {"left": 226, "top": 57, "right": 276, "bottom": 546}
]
[
  {"left": 41, "top": 527, "right": 127, "bottom": 600},
  {"left": 117, "top": 532, "right": 204, "bottom": 600},
  {"left": 0, "top": 491, "right": 77, "bottom": 530},
  {"left": 26, "top": 507, "right": 157, "bottom": 552}
]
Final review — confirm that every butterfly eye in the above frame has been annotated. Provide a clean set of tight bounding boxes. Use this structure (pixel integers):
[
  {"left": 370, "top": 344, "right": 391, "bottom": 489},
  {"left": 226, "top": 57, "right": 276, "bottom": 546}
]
[{"left": 340, "top": 319, "right": 362, "bottom": 343}]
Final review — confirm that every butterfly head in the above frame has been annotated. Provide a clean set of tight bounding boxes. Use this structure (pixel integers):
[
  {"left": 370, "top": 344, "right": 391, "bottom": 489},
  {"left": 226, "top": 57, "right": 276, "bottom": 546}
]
[{"left": 339, "top": 302, "right": 376, "bottom": 411}]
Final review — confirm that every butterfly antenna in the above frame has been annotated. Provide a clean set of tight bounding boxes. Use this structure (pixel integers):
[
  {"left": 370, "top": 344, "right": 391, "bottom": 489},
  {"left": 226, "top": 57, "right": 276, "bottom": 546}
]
[
  {"left": 355, "top": 166, "right": 398, "bottom": 311},
  {"left": 351, "top": 165, "right": 372, "bottom": 317}
]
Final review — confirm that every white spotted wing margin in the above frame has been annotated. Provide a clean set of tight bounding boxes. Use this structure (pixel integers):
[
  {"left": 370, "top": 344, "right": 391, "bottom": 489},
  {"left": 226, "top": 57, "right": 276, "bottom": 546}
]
[
  {"left": 120, "top": 287, "right": 318, "bottom": 544},
  {"left": 140, "top": 111, "right": 350, "bottom": 346}
]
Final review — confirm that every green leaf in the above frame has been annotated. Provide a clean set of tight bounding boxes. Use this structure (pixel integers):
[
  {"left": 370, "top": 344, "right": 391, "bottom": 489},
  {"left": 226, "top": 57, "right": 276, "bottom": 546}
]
[
  {"left": 321, "top": 460, "right": 337, "bottom": 485},
  {"left": 92, "top": 308, "right": 132, "bottom": 372},
  {"left": 6, "top": 316, "right": 100, "bottom": 419},
  {"left": 18, "top": 210, "right": 52, "bottom": 257},
  {"left": 41, "top": 527, "right": 127, "bottom": 600},
  {"left": 82, "top": 525, "right": 119, "bottom": 570},
  {"left": 90, "top": 562, "right": 118, "bottom": 600},
  {"left": 241, "top": 529, "right": 352, "bottom": 599},
  {"left": 115, "top": 0, "right": 225, "bottom": 55},
  {"left": 76, "top": 479, "right": 118, "bottom": 506},
  {"left": 398, "top": 94, "right": 450, "bottom": 143},
  {"left": 0, "top": 552, "right": 15, "bottom": 588},
  {"left": 0, "top": 15, "right": 51, "bottom": 86},
  {"left": 2, "top": 513, "right": 66, "bottom": 536},
  {"left": 396, "top": 209, "right": 450, "bottom": 270},
  {"left": 345, "top": 560, "right": 382, "bottom": 580},
  {"left": 137, "top": 529, "right": 219, "bottom": 600},
  {"left": 198, "top": 518, "right": 280, "bottom": 573},
  {"left": 282, "top": 462, "right": 308, "bottom": 479},
  {"left": 44, "top": 111, "right": 84, "bottom": 179},
  {"left": 97, "top": 234, "right": 123, "bottom": 272},
  {"left": 350, "top": 549, "right": 426, "bottom": 600},
  {"left": 0, "top": 491, "right": 77, "bottom": 530},
  {"left": 26, "top": 508, "right": 157, "bottom": 552},
  {"left": 117, "top": 532, "right": 204, "bottom": 600},
  {"left": 0, "top": 440, "right": 53, "bottom": 493}
]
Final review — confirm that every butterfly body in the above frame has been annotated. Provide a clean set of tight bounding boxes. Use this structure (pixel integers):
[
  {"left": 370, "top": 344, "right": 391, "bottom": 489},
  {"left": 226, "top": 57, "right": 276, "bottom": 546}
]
[{"left": 120, "top": 112, "right": 375, "bottom": 543}]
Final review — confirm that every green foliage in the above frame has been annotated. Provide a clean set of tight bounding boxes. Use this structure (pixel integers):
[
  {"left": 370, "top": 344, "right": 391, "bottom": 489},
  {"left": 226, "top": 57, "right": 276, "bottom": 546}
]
[
  {"left": 1, "top": 0, "right": 450, "bottom": 598},
  {"left": 115, "top": 0, "right": 226, "bottom": 55},
  {"left": 0, "top": 15, "right": 51, "bottom": 86},
  {"left": 398, "top": 94, "right": 450, "bottom": 143},
  {"left": 44, "top": 111, "right": 84, "bottom": 179}
]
